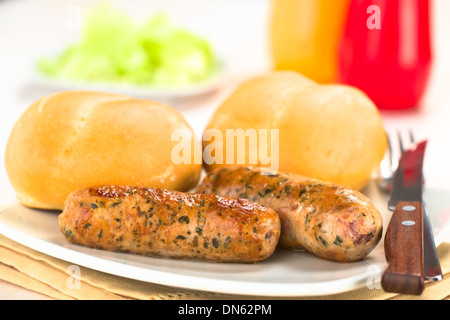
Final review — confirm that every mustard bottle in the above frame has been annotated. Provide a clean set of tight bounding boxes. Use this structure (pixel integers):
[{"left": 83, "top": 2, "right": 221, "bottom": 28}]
[{"left": 270, "top": 0, "right": 350, "bottom": 83}]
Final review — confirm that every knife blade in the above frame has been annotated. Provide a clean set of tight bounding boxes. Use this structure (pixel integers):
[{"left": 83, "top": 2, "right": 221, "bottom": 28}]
[
  {"left": 387, "top": 140, "right": 426, "bottom": 211},
  {"left": 381, "top": 140, "right": 442, "bottom": 295},
  {"left": 423, "top": 202, "right": 443, "bottom": 281}
]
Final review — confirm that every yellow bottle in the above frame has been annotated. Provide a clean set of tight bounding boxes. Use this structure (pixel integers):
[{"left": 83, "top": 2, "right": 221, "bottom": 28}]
[{"left": 270, "top": 0, "right": 350, "bottom": 83}]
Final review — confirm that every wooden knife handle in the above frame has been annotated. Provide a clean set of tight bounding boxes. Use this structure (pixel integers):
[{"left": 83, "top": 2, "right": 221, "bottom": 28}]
[{"left": 381, "top": 201, "right": 425, "bottom": 295}]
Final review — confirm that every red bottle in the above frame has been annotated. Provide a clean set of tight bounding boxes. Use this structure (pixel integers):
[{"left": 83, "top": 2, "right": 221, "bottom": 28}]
[{"left": 338, "top": 0, "right": 432, "bottom": 110}]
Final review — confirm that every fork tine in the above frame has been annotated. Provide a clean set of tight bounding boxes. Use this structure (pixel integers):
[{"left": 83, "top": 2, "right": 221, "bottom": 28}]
[
  {"left": 378, "top": 128, "right": 422, "bottom": 192},
  {"left": 387, "top": 132, "right": 393, "bottom": 164},
  {"left": 409, "top": 129, "right": 415, "bottom": 144},
  {"left": 397, "top": 130, "right": 405, "bottom": 154},
  {"left": 398, "top": 129, "right": 416, "bottom": 154},
  {"left": 391, "top": 131, "right": 401, "bottom": 173},
  {"left": 401, "top": 128, "right": 417, "bottom": 151},
  {"left": 377, "top": 131, "right": 394, "bottom": 191}
]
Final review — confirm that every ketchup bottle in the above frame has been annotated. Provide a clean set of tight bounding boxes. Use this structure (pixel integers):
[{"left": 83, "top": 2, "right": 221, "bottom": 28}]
[{"left": 338, "top": 0, "right": 432, "bottom": 110}]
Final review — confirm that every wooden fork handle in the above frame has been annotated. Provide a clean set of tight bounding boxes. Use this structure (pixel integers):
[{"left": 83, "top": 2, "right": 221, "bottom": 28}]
[{"left": 381, "top": 201, "right": 425, "bottom": 295}]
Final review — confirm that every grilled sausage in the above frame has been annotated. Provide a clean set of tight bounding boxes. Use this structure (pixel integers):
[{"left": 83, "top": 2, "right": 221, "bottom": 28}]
[
  {"left": 196, "top": 167, "right": 383, "bottom": 262},
  {"left": 58, "top": 185, "right": 281, "bottom": 263}
]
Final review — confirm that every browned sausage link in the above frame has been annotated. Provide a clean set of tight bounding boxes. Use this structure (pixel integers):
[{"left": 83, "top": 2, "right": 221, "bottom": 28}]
[
  {"left": 196, "top": 167, "right": 383, "bottom": 262},
  {"left": 58, "top": 185, "right": 281, "bottom": 263}
]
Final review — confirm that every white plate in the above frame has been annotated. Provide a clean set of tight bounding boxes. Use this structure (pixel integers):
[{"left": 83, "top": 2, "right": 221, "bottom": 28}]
[
  {"left": 0, "top": 181, "right": 449, "bottom": 297},
  {"left": 32, "top": 62, "right": 225, "bottom": 100}
]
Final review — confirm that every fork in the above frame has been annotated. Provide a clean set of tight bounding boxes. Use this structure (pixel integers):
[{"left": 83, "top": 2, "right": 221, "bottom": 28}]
[{"left": 377, "top": 129, "right": 416, "bottom": 192}]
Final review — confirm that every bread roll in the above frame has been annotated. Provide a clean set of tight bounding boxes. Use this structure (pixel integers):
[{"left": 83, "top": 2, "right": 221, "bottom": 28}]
[
  {"left": 202, "top": 71, "right": 387, "bottom": 189},
  {"left": 5, "top": 91, "right": 201, "bottom": 210}
]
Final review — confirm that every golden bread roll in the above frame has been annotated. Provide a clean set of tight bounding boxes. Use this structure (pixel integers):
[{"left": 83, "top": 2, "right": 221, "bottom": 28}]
[
  {"left": 202, "top": 71, "right": 387, "bottom": 189},
  {"left": 5, "top": 91, "right": 201, "bottom": 210}
]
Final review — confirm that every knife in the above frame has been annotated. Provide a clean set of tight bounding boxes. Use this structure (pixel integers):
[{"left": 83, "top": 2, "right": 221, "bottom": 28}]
[
  {"left": 381, "top": 140, "right": 442, "bottom": 295},
  {"left": 389, "top": 140, "right": 443, "bottom": 282}
]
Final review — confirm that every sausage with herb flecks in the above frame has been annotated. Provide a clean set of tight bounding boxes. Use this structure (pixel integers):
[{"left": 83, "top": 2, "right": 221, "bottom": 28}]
[
  {"left": 196, "top": 167, "right": 383, "bottom": 262},
  {"left": 58, "top": 185, "right": 281, "bottom": 263}
]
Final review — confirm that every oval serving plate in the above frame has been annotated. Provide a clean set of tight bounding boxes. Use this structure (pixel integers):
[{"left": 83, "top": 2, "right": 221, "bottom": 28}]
[{"left": 0, "top": 182, "right": 449, "bottom": 297}]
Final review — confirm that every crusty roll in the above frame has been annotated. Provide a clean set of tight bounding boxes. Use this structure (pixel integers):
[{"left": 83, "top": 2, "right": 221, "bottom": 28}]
[
  {"left": 202, "top": 71, "right": 387, "bottom": 189},
  {"left": 5, "top": 91, "right": 201, "bottom": 210}
]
